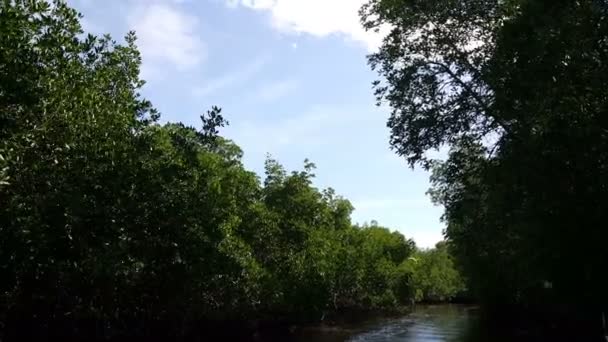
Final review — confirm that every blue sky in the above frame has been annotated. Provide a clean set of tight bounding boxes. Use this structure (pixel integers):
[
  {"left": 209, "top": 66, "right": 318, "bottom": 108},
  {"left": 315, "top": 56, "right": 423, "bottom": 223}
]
[{"left": 69, "top": 0, "right": 444, "bottom": 248}]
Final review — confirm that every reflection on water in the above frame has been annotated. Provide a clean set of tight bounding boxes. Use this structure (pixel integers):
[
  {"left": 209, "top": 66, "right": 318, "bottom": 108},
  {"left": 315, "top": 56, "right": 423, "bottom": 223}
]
[
  {"left": 348, "top": 305, "right": 483, "bottom": 342},
  {"left": 288, "top": 305, "right": 489, "bottom": 342},
  {"left": 285, "top": 304, "right": 601, "bottom": 341}
]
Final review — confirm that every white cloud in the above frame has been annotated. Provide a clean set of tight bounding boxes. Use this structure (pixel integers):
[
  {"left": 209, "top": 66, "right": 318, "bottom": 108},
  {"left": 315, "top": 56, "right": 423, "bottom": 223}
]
[
  {"left": 227, "top": 0, "right": 387, "bottom": 52},
  {"left": 252, "top": 79, "right": 298, "bottom": 102},
  {"left": 128, "top": 3, "right": 204, "bottom": 73},
  {"left": 192, "top": 56, "right": 268, "bottom": 97}
]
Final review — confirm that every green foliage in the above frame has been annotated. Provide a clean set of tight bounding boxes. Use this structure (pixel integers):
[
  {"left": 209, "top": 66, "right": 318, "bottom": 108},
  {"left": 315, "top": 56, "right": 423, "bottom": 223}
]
[
  {"left": 406, "top": 242, "right": 465, "bottom": 302},
  {"left": 364, "top": 0, "right": 608, "bottom": 315},
  {"left": 354, "top": 223, "right": 417, "bottom": 309}
]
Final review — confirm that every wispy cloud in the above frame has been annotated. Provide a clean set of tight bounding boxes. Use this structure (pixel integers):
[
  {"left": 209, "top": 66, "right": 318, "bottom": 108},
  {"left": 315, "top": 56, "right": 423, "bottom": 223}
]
[
  {"left": 128, "top": 2, "right": 204, "bottom": 78},
  {"left": 252, "top": 79, "right": 298, "bottom": 102},
  {"left": 69, "top": 0, "right": 204, "bottom": 80},
  {"left": 192, "top": 56, "right": 268, "bottom": 97},
  {"left": 230, "top": 109, "right": 331, "bottom": 150},
  {"left": 226, "top": 104, "right": 372, "bottom": 155},
  {"left": 80, "top": 17, "right": 103, "bottom": 34}
]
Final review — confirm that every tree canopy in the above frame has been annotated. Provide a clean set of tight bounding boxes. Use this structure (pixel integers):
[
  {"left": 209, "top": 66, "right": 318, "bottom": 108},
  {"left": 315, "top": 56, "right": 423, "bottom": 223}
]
[
  {"left": 0, "top": 1, "right": 449, "bottom": 339},
  {"left": 363, "top": 0, "right": 608, "bottom": 324}
]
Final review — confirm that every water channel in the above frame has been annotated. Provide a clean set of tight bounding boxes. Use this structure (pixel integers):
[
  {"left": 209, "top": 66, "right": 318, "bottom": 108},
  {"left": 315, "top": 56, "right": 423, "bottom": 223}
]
[{"left": 288, "top": 305, "right": 497, "bottom": 342}]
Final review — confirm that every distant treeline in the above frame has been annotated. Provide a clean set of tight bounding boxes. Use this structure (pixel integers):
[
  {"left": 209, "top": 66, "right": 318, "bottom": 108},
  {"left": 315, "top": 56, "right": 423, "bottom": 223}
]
[
  {"left": 363, "top": 0, "right": 608, "bottom": 338},
  {"left": 0, "top": 1, "right": 463, "bottom": 340}
]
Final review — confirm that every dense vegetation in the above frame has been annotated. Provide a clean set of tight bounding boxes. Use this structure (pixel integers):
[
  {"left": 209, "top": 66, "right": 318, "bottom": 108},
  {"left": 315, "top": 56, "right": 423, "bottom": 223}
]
[
  {"left": 406, "top": 242, "right": 465, "bottom": 303},
  {"left": 0, "top": 1, "right": 463, "bottom": 339},
  {"left": 363, "top": 0, "right": 608, "bottom": 335}
]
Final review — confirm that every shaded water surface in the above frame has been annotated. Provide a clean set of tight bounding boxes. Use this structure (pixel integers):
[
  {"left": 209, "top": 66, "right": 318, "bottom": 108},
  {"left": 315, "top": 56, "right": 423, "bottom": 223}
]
[
  {"left": 348, "top": 305, "right": 483, "bottom": 342},
  {"left": 289, "top": 305, "right": 490, "bottom": 342}
]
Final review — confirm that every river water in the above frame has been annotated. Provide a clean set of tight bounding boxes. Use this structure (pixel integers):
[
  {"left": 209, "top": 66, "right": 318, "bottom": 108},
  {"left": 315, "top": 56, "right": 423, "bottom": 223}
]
[
  {"left": 289, "top": 305, "right": 491, "bottom": 342},
  {"left": 348, "top": 305, "right": 485, "bottom": 342}
]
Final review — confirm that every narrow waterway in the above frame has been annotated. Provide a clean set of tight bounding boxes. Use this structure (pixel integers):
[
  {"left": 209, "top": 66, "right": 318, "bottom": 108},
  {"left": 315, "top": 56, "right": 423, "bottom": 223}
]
[
  {"left": 348, "top": 305, "right": 484, "bottom": 342},
  {"left": 289, "top": 305, "right": 491, "bottom": 342}
]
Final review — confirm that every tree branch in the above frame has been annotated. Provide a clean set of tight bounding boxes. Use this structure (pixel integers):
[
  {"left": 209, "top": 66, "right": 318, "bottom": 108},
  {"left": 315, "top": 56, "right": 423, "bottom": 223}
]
[{"left": 426, "top": 61, "right": 512, "bottom": 136}]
